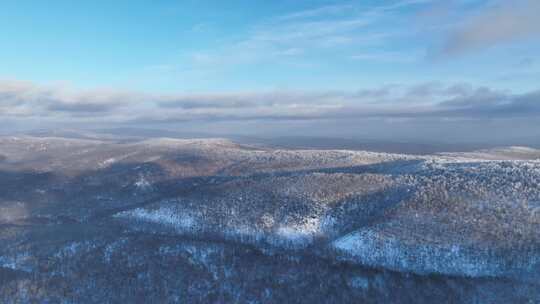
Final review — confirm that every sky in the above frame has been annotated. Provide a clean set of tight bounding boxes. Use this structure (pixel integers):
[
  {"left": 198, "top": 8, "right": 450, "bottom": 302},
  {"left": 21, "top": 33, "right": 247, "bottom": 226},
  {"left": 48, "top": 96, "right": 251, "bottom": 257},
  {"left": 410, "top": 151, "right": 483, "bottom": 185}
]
[{"left": 1, "top": 0, "right": 540, "bottom": 143}]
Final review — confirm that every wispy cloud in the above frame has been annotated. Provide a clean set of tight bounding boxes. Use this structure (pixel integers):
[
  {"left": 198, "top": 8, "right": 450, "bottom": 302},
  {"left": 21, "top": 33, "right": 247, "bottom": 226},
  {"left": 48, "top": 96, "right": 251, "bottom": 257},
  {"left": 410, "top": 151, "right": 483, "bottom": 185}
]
[
  {"left": 275, "top": 4, "right": 355, "bottom": 21},
  {"left": 350, "top": 51, "right": 420, "bottom": 63},
  {"left": 180, "top": 1, "right": 430, "bottom": 71}
]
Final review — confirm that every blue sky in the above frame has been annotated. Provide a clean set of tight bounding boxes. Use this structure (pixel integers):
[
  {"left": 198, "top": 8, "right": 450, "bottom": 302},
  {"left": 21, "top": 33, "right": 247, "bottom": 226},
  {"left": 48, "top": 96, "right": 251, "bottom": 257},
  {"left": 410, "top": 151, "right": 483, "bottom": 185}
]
[
  {"left": 1, "top": 0, "right": 540, "bottom": 143},
  {"left": 1, "top": 0, "right": 538, "bottom": 92}
]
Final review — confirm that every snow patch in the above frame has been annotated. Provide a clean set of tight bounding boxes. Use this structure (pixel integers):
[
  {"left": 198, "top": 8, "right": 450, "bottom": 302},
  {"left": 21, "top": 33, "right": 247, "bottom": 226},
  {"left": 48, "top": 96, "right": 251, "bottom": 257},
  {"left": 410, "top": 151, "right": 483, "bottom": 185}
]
[
  {"left": 115, "top": 207, "right": 196, "bottom": 232},
  {"left": 103, "top": 238, "right": 128, "bottom": 263},
  {"left": 349, "top": 276, "right": 370, "bottom": 290},
  {"left": 0, "top": 252, "right": 33, "bottom": 272},
  {"left": 134, "top": 175, "right": 153, "bottom": 191},
  {"left": 99, "top": 157, "right": 117, "bottom": 168},
  {"left": 274, "top": 215, "right": 335, "bottom": 246},
  {"left": 331, "top": 229, "right": 526, "bottom": 278}
]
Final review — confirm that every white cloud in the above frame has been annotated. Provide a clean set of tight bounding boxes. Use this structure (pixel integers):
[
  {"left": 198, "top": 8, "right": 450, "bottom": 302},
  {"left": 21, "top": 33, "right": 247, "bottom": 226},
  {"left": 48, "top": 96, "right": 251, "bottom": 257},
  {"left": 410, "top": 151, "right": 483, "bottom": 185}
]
[{"left": 2, "top": 79, "right": 539, "bottom": 128}]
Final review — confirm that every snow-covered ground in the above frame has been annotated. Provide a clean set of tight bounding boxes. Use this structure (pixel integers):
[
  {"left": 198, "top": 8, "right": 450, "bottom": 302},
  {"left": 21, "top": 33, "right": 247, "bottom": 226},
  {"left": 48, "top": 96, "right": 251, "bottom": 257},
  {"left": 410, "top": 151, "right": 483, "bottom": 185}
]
[{"left": 2, "top": 135, "right": 540, "bottom": 302}]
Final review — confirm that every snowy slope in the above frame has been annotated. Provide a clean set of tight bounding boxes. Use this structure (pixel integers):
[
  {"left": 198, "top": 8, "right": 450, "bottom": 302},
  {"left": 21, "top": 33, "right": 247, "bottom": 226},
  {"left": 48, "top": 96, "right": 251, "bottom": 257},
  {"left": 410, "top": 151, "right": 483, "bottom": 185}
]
[{"left": 1, "top": 135, "right": 540, "bottom": 303}]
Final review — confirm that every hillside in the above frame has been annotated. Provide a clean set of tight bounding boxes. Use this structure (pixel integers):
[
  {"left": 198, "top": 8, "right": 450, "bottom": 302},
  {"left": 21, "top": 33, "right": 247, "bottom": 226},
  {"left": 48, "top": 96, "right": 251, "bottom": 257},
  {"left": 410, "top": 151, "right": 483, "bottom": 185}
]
[{"left": 1, "top": 136, "right": 539, "bottom": 303}]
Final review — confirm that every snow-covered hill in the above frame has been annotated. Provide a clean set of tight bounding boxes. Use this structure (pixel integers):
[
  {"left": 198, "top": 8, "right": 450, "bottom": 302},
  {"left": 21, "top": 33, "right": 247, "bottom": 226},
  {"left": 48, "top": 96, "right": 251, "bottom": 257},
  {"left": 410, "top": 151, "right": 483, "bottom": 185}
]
[{"left": 1, "top": 136, "right": 539, "bottom": 303}]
